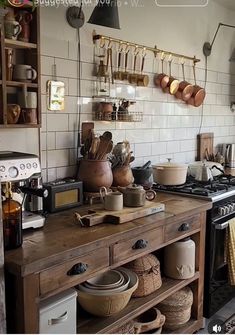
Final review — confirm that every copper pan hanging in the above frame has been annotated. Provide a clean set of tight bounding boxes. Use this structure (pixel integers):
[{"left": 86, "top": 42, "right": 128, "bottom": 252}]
[
  {"left": 162, "top": 56, "right": 179, "bottom": 95},
  {"left": 154, "top": 53, "right": 169, "bottom": 89},
  {"left": 175, "top": 59, "right": 194, "bottom": 102},
  {"left": 187, "top": 62, "right": 206, "bottom": 107}
]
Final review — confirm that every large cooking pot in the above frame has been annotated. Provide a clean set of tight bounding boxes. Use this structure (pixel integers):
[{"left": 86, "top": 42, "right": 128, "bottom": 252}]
[
  {"left": 152, "top": 159, "right": 188, "bottom": 186},
  {"left": 188, "top": 161, "right": 224, "bottom": 178}
]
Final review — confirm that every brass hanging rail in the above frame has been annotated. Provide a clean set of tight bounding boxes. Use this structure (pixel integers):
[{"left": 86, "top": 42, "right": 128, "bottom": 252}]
[{"left": 93, "top": 32, "right": 200, "bottom": 63}]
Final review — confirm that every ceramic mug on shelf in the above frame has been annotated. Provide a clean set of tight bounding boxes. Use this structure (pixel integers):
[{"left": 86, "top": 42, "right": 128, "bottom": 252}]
[
  {"left": 100, "top": 186, "right": 123, "bottom": 211},
  {"left": 13, "top": 64, "right": 37, "bottom": 82},
  {"left": 19, "top": 108, "right": 37, "bottom": 125},
  {"left": 4, "top": 20, "right": 22, "bottom": 40},
  {"left": 18, "top": 91, "right": 37, "bottom": 108}
]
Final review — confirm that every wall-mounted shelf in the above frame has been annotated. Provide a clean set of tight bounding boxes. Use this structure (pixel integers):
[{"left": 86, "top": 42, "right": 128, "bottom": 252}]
[
  {"left": 93, "top": 110, "right": 143, "bottom": 122},
  {"left": 0, "top": 5, "right": 41, "bottom": 128},
  {"left": 4, "top": 39, "right": 37, "bottom": 49},
  {"left": 6, "top": 81, "right": 38, "bottom": 88}
]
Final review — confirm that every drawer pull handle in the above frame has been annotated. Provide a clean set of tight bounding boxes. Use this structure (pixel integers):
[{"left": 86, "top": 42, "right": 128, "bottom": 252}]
[
  {"left": 132, "top": 239, "right": 148, "bottom": 250},
  {"left": 48, "top": 311, "right": 68, "bottom": 325},
  {"left": 178, "top": 223, "right": 190, "bottom": 232},
  {"left": 67, "top": 263, "right": 88, "bottom": 276}
]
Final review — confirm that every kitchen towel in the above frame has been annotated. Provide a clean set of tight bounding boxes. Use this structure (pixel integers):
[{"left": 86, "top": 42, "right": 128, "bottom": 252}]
[{"left": 225, "top": 218, "right": 235, "bottom": 286}]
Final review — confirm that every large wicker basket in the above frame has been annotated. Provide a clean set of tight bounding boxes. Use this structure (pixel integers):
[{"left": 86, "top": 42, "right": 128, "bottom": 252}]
[
  {"left": 124, "top": 254, "right": 162, "bottom": 297},
  {"left": 157, "top": 286, "right": 193, "bottom": 330}
]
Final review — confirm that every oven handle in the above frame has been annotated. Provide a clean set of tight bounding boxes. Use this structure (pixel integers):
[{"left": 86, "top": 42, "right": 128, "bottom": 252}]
[{"left": 214, "top": 222, "right": 229, "bottom": 230}]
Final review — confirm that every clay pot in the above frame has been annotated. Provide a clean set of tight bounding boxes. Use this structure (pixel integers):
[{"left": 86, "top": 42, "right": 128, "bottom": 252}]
[
  {"left": 112, "top": 166, "right": 134, "bottom": 187},
  {"left": 7, "top": 104, "right": 21, "bottom": 124},
  {"left": 78, "top": 159, "right": 113, "bottom": 192}
]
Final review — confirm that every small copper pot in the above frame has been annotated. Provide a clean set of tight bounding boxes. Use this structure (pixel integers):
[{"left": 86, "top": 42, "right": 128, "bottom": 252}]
[
  {"left": 187, "top": 63, "right": 206, "bottom": 107},
  {"left": 175, "top": 63, "right": 194, "bottom": 101},
  {"left": 137, "top": 53, "right": 149, "bottom": 87},
  {"left": 154, "top": 58, "right": 169, "bottom": 89},
  {"left": 163, "top": 60, "right": 179, "bottom": 95}
]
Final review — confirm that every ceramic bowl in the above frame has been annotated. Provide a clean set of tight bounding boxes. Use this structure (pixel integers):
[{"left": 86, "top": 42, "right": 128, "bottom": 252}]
[
  {"left": 84, "top": 273, "right": 124, "bottom": 290},
  {"left": 86, "top": 269, "right": 123, "bottom": 288},
  {"left": 77, "top": 268, "right": 138, "bottom": 316}
]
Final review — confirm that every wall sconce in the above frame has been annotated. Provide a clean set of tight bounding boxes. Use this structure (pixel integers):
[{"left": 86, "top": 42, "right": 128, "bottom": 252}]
[
  {"left": 203, "top": 22, "right": 235, "bottom": 57},
  {"left": 88, "top": 0, "right": 120, "bottom": 30}
]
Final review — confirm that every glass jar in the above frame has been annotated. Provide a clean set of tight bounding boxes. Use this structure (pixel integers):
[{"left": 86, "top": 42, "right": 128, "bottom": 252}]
[{"left": 2, "top": 182, "right": 22, "bottom": 250}]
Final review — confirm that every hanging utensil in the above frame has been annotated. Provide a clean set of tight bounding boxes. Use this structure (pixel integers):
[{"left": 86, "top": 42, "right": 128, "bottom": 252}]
[
  {"left": 128, "top": 47, "right": 139, "bottom": 85},
  {"left": 154, "top": 52, "right": 169, "bottom": 89},
  {"left": 163, "top": 56, "right": 179, "bottom": 95},
  {"left": 113, "top": 46, "right": 123, "bottom": 81},
  {"left": 187, "top": 61, "right": 206, "bottom": 107},
  {"left": 175, "top": 59, "right": 194, "bottom": 102},
  {"left": 121, "top": 45, "right": 130, "bottom": 81},
  {"left": 137, "top": 48, "right": 149, "bottom": 87}
]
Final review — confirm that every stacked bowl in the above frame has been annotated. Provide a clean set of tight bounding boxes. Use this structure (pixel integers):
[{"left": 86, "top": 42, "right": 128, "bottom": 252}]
[{"left": 77, "top": 267, "right": 138, "bottom": 317}]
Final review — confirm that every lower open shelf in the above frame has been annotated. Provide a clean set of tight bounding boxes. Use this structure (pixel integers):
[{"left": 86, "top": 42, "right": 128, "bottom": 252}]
[{"left": 77, "top": 272, "right": 200, "bottom": 334}]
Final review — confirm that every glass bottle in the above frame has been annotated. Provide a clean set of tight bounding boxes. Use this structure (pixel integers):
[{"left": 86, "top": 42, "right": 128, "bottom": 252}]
[{"left": 2, "top": 182, "right": 22, "bottom": 250}]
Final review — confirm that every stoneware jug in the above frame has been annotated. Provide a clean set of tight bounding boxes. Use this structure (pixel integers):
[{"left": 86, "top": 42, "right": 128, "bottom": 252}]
[
  {"left": 164, "top": 237, "right": 195, "bottom": 280},
  {"left": 17, "top": 11, "right": 33, "bottom": 42}
]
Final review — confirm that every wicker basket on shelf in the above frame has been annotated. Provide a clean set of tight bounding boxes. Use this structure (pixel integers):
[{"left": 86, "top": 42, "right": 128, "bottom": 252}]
[
  {"left": 124, "top": 253, "right": 162, "bottom": 297},
  {"left": 157, "top": 286, "right": 193, "bottom": 330}
]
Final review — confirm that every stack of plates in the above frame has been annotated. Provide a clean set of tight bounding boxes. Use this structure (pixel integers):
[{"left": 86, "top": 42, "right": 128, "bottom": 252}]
[{"left": 79, "top": 268, "right": 131, "bottom": 295}]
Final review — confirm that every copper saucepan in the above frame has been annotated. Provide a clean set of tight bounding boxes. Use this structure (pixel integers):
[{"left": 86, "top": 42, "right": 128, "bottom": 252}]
[
  {"left": 163, "top": 58, "right": 179, "bottom": 95},
  {"left": 175, "top": 62, "right": 194, "bottom": 102},
  {"left": 187, "top": 62, "right": 206, "bottom": 107},
  {"left": 154, "top": 54, "right": 169, "bottom": 89}
]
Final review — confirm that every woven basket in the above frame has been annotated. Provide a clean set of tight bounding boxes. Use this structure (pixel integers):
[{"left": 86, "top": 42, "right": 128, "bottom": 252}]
[
  {"left": 158, "top": 286, "right": 193, "bottom": 330},
  {"left": 125, "top": 254, "right": 162, "bottom": 297}
]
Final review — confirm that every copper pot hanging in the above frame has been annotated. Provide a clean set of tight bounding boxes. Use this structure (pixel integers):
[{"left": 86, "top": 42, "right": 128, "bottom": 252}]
[
  {"left": 175, "top": 61, "right": 194, "bottom": 102},
  {"left": 137, "top": 49, "right": 149, "bottom": 87},
  {"left": 187, "top": 61, "right": 206, "bottom": 107},
  {"left": 163, "top": 57, "right": 179, "bottom": 95},
  {"left": 154, "top": 53, "right": 169, "bottom": 89}
]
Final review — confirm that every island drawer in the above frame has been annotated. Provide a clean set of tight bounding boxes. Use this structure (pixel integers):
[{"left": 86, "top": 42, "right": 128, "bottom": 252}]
[
  {"left": 112, "top": 227, "right": 163, "bottom": 265},
  {"left": 40, "top": 247, "right": 109, "bottom": 295},
  {"left": 164, "top": 214, "right": 201, "bottom": 242}
]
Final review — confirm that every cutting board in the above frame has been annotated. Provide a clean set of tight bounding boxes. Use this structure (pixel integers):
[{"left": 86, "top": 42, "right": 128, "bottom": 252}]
[
  {"left": 197, "top": 133, "right": 214, "bottom": 161},
  {"left": 79, "top": 201, "right": 165, "bottom": 227}
]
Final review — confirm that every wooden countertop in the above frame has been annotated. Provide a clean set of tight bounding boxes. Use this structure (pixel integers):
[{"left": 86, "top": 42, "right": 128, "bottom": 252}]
[{"left": 4, "top": 193, "right": 212, "bottom": 277}]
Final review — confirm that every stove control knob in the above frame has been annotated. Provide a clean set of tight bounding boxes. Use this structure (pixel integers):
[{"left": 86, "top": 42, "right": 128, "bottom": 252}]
[
  {"left": 225, "top": 205, "right": 230, "bottom": 215},
  {"left": 218, "top": 207, "right": 226, "bottom": 216},
  {"left": 0, "top": 166, "right": 5, "bottom": 172},
  {"left": 232, "top": 203, "right": 235, "bottom": 211},
  {"left": 228, "top": 204, "right": 233, "bottom": 213}
]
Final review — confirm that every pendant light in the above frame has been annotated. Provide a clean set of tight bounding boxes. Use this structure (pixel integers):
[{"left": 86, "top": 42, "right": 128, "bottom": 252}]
[{"left": 88, "top": 0, "right": 120, "bottom": 30}]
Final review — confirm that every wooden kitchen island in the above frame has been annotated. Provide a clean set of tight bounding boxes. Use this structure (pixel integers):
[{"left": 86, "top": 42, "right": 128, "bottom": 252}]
[{"left": 4, "top": 193, "right": 212, "bottom": 334}]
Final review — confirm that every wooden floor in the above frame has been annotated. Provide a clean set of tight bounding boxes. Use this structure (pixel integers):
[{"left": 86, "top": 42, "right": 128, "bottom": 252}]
[{"left": 197, "top": 298, "right": 235, "bottom": 334}]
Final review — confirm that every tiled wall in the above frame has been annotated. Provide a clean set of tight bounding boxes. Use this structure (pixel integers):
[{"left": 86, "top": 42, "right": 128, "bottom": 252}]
[{"left": 39, "top": 2, "right": 235, "bottom": 182}]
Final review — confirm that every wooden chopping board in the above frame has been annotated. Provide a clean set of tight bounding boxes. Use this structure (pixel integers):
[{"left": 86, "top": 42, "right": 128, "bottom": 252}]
[
  {"left": 79, "top": 201, "right": 165, "bottom": 227},
  {"left": 197, "top": 133, "right": 214, "bottom": 161}
]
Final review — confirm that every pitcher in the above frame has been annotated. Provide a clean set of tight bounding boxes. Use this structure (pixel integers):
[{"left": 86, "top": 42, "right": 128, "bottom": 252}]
[{"left": 17, "top": 10, "right": 32, "bottom": 42}]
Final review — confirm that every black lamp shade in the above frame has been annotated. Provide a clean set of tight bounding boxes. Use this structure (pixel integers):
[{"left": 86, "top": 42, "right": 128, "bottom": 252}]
[{"left": 88, "top": 0, "right": 120, "bottom": 29}]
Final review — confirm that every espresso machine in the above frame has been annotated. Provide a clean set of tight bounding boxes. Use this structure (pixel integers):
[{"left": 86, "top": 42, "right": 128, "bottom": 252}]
[{"left": 0, "top": 151, "right": 48, "bottom": 229}]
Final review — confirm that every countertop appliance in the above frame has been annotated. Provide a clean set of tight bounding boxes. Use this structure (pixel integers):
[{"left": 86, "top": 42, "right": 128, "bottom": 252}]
[
  {"left": 0, "top": 151, "right": 47, "bottom": 229},
  {"left": 225, "top": 144, "right": 235, "bottom": 168},
  {"left": 152, "top": 174, "right": 235, "bottom": 318},
  {"left": 43, "top": 179, "right": 83, "bottom": 213}
]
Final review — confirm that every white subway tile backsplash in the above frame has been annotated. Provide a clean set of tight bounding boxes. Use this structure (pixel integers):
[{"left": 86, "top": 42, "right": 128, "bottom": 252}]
[
  {"left": 38, "top": 17, "right": 235, "bottom": 179},
  {"left": 47, "top": 114, "right": 69, "bottom": 131},
  {"left": 56, "top": 132, "right": 75, "bottom": 149},
  {"left": 47, "top": 149, "right": 70, "bottom": 168}
]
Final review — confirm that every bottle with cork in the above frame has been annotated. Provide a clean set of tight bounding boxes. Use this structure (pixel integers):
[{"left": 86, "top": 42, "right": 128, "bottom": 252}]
[{"left": 2, "top": 182, "right": 22, "bottom": 250}]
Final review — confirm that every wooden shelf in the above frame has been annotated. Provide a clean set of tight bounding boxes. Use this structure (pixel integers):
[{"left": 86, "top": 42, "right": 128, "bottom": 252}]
[
  {"left": 6, "top": 81, "right": 38, "bottom": 88},
  {"left": 165, "top": 319, "right": 203, "bottom": 334},
  {"left": 0, "top": 124, "right": 40, "bottom": 128},
  {"left": 77, "top": 272, "right": 200, "bottom": 334},
  {"left": 4, "top": 39, "right": 37, "bottom": 49}
]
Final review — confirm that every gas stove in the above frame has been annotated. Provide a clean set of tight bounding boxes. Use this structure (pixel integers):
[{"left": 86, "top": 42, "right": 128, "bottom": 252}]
[{"left": 152, "top": 175, "right": 235, "bottom": 202}]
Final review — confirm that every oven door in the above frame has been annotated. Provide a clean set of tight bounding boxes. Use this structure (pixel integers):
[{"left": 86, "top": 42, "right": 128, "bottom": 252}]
[{"left": 211, "top": 220, "right": 229, "bottom": 283}]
